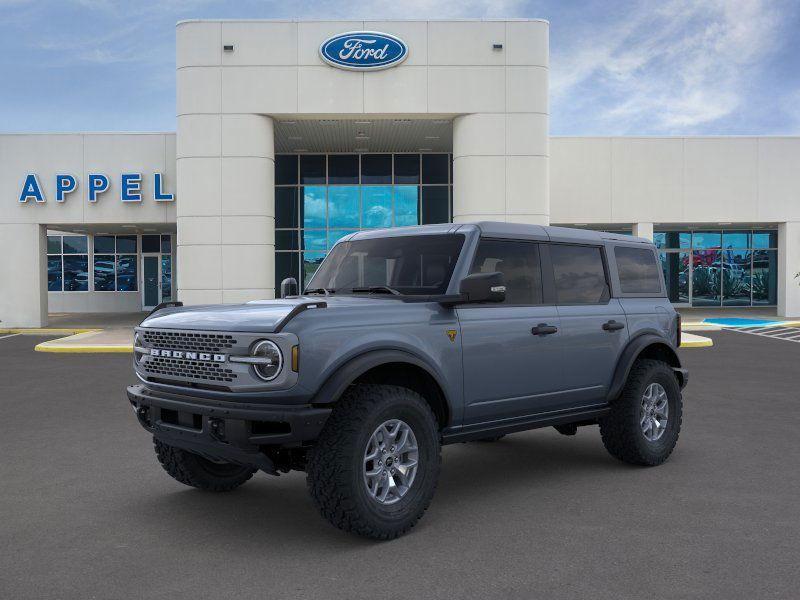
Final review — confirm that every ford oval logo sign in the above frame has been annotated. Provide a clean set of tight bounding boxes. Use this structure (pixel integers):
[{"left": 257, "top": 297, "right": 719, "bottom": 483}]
[{"left": 319, "top": 31, "right": 408, "bottom": 71}]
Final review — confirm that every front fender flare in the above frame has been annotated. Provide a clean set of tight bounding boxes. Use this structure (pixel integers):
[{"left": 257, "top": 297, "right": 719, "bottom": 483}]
[
  {"left": 310, "top": 348, "right": 450, "bottom": 408},
  {"left": 607, "top": 333, "right": 684, "bottom": 402}
]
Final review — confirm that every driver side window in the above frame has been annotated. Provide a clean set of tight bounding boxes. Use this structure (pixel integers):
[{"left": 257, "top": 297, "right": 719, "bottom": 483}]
[{"left": 470, "top": 240, "right": 543, "bottom": 305}]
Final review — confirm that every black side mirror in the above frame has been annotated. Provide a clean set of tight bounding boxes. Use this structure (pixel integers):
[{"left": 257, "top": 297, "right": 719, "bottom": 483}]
[
  {"left": 280, "top": 277, "right": 298, "bottom": 298},
  {"left": 458, "top": 272, "right": 506, "bottom": 304}
]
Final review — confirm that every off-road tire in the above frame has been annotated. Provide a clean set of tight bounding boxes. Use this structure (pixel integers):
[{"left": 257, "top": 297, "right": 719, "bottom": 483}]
[
  {"left": 153, "top": 438, "right": 256, "bottom": 492},
  {"left": 599, "top": 359, "right": 682, "bottom": 466},
  {"left": 306, "top": 384, "right": 441, "bottom": 540}
]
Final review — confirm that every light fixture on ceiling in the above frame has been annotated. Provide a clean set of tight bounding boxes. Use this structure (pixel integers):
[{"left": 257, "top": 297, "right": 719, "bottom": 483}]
[
  {"left": 355, "top": 120, "right": 372, "bottom": 125},
  {"left": 293, "top": 148, "right": 308, "bottom": 153},
  {"left": 718, "top": 222, "right": 732, "bottom": 225},
  {"left": 121, "top": 225, "right": 137, "bottom": 229},
  {"left": 280, "top": 120, "right": 297, "bottom": 125},
  {"left": 432, "top": 119, "right": 451, "bottom": 125},
  {"left": 320, "top": 119, "right": 338, "bottom": 125},
  {"left": 354, "top": 148, "right": 369, "bottom": 153},
  {"left": 393, "top": 119, "right": 412, "bottom": 124},
  {"left": 573, "top": 223, "right": 587, "bottom": 227},
  {"left": 419, "top": 147, "right": 433, "bottom": 152},
  {"left": 143, "top": 229, "right": 157, "bottom": 233},
  {"left": 425, "top": 136, "right": 440, "bottom": 140}
]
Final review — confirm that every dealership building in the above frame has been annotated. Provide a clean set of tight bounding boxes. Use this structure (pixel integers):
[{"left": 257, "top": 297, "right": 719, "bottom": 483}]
[{"left": 1, "top": 18, "right": 799, "bottom": 327}]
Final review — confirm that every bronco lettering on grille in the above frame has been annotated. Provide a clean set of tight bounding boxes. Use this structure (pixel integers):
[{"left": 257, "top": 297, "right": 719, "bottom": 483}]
[{"left": 149, "top": 348, "right": 226, "bottom": 362}]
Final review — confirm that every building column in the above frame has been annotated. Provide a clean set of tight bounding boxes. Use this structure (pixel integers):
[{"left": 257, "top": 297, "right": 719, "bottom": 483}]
[
  {"left": 632, "top": 222, "right": 654, "bottom": 241},
  {"left": 778, "top": 222, "right": 800, "bottom": 318},
  {"left": 0, "top": 224, "right": 47, "bottom": 327},
  {"left": 452, "top": 113, "right": 549, "bottom": 225},
  {"left": 177, "top": 114, "right": 275, "bottom": 305}
]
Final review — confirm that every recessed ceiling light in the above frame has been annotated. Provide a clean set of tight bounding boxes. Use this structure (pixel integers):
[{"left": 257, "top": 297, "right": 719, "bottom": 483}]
[
  {"left": 320, "top": 119, "right": 338, "bottom": 125},
  {"left": 432, "top": 119, "right": 450, "bottom": 125},
  {"left": 718, "top": 222, "right": 732, "bottom": 225},
  {"left": 425, "top": 136, "right": 440, "bottom": 140},
  {"left": 293, "top": 148, "right": 308, "bottom": 152},
  {"left": 121, "top": 225, "right": 137, "bottom": 229},
  {"left": 280, "top": 120, "right": 297, "bottom": 125},
  {"left": 419, "top": 147, "right": 433, "bottom": 152},
  {"left": 394, "top": 119, "right": 412, "bottom": 124},
  {"left": 354, "top": 147, "right": 369, "bottom": 152},
  {"left": 573, "top": 223, "right": 587, "bottom": 226},
  {"left": 355, "top": 134, "right": 370, "bottom": 140},
  {"left": 355, "top": 120, "right": 372, "bottom": 125}
]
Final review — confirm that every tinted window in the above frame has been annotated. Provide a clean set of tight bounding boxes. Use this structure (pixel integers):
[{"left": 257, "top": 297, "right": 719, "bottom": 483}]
[
  {"left": 328, "top": 155, "right": 358, "bottom": 184},
  {"left": 421, "top": 154, "right": 448, "bottom": 184},
  {"left": 275, "top": 155, "right": 298, "bottom": 185},
  {"left": 550, "top": 245, "right": 608, "bottom": 304},
  {"left": 470, "top": 240, "right": 542, "bottom": 305},
  {"left": 300, "top": 155, "right": 326, "bottom": 184},
  {"left": 141, "top": 234, "right": 160, "bottom": 253},
  {"left": 361, "top": 154, "right": 391, "bottom": 184},
  {"left": 308, "top": 234, "right": 464, "bottom": 295},
  {"left": 615, "top": 246, "right": 662, "bottom": 294}
]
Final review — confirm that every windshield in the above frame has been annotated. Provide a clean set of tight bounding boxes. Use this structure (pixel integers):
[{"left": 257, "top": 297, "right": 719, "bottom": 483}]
[{"left": 306, "top": 234, "right": 465, "bottom": 296}]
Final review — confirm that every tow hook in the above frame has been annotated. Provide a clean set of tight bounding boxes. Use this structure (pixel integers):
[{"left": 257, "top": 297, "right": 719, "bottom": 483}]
[
  {"left": 135, "top": 406, "right": 151, "bottom": 427},
  {"left": 209, "top": 417, "right": 226, "bottom": 442}
]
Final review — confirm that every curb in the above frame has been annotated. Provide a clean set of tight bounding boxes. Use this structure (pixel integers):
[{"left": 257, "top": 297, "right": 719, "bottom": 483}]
[
  {"left": 0, "top": 328, "right": 100, "bottom": 335},
  {"left": 34, "top": 342, "right": 133, "bottom": 353},
  {"left": 680, "top": 333, "right": 713, "bottom": 348}
]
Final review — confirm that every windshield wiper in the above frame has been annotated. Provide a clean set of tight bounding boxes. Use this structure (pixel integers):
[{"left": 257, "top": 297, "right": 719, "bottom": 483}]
[
  {"left": 351, "top": 286, "right": 401, "bottom": 295},
  {"left": 304, "top": 287, "right": 335, "bottom": 295}
]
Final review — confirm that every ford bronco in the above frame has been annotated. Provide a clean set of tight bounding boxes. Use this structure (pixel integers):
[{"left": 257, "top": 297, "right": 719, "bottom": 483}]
[{"left": 127, "top": 222, "right": 687, "bottom": 539}]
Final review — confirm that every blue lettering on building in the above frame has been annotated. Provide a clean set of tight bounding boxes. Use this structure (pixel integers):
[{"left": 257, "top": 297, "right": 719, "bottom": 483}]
[
  {"left": 19, "top": 174, "right": 45, "bottom": 203},
  {"left": 121, "top": 173, "right": 142, "bottom": 202},
  {"left": 17, "top": 173, "right": 175, "bottom": 204},
  {"left": 56, "top": 174, "right": 77, "bottom": 202},
  {"left": 319, "top": 31, "right": 408, "bottom": 71}
]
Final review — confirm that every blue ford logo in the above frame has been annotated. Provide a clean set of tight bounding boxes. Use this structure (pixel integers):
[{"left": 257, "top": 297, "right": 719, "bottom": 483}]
[{"left": 319, "top": 31, "right": 408, "bottom": 71}]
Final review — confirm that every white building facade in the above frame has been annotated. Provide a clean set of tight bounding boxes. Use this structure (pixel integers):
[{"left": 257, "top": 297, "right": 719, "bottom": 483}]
[{"left": 1, "top": 19, "right": 798, "bottom": 327}]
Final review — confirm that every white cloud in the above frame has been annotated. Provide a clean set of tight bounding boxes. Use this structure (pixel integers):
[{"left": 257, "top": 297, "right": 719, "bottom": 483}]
[{"left": 551, "top": 0, "right": 791, "bottom": 133}]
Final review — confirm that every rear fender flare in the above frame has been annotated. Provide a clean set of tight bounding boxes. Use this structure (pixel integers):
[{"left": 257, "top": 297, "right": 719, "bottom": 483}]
[{"left": 607, "top": 332, "right": 683, "bottom": 402}]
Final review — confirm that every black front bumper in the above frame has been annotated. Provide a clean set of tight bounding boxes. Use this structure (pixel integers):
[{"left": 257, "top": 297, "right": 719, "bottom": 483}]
[{"left": 127, "top": 384, "right": 331, "bottom": 473}]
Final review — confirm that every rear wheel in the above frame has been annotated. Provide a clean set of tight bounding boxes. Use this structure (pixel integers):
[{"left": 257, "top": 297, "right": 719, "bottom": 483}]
[
  {"left": 599, "top": 359, "right": 682, "bottom": 466},
  {"left": 153, "top": 438, "right": 256, "bottom": 492},
  {"left": 306, "top": 384, "right": 440, "bottom": 540}
]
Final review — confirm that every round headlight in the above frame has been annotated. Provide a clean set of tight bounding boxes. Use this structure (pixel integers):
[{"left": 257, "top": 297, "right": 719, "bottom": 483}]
[{"left": 252, "top": 340, "right": 283, "bottom": 381}]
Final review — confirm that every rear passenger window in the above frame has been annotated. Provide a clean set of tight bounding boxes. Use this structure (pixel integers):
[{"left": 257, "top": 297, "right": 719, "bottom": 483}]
[
  {"left": 615, "top": 246, "right": 662, "bottom": 294},
  {"left": 550, "top": 245, "right": 609, "bottom": 304},
  {"left": 470, "top": 240, "right": 542, "bottom": 305}
]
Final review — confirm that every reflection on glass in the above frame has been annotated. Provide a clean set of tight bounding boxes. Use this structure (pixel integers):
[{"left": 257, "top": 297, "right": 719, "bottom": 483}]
[
  {"left": 161, "top": 255, "right": 172, "bottom": 300},
  {"left": 47, "top": 235, "right": 62, "bottom": 254},
  {"left": 328, "top": 229, "right": 357, "bottom": 249},
  {"left": 328, "top": 186, "right": 359, "bottom": 228},
  {"left": 275, "top": 252, "right": 299, "bottom": 291},
  {"left": 653, "top": 232, "right": 690, "bottom": 249},
  {"left": 161, "top": 235, "right": 172, "bottom": 254},
  {"left": 394, "top": 185, "right": 419, "bottom": 226},
  {"left": 421, "top": 186, "right": 449, "bottom": 224},
  {"left": 63, "top": 235, "right": 88, "bottom": 254},
  {"left": 275, "top": 187, "right": 298, "bottom": 228},
  {"left": 362, "top": 186, "right": 392, "bottom": 228},
  {"left": 302, "top": 186, "right": 326, "bottom": 229},
  {"left": 63, "top": 255, "right": 89, "bottom": 291},
  {"left": 276, "top": 230, "right": 299, "bottom": 251},
  {"left": 722, "top": 231, "right": 750, "bottom": 249},
  {"left": 47, "top": 256, "right": 62, "bottom": 291},
  {"left": 691, "top": 250, "right": 721, "bottom": 306},
  {"left": 752, "top": 250, "right": 777, "bottom": 305},
  {"left": 692, "top": 231, "right": 721, "bottom": 249},
  {"left": 94, "top": 255, "right": 116, "bottom": 291},
  {"left": 302, "top": 252, "right": 326, "bottom": 287},
  {"left": 116, "top": 235, "right": 137, "bottom": 254},
  {"left": 722, "top": 249, "right": 751, "bottom": 306},
  {"left": 752, "top": 231, "right": 778, "bottom": 249},
  {"left": 660, "top": 252, "right": 689, "bottom": 303},
  {"left": 116, "top": 255, "right": 137, "bottom": 291},
  {"left": 303, "top": 230, "right": 326, "bottom": 251}
]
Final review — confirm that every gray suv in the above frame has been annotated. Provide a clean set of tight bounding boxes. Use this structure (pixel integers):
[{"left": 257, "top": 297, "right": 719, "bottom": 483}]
[{"left": 127, "top": 222, "right": 687, "bottom": 539}]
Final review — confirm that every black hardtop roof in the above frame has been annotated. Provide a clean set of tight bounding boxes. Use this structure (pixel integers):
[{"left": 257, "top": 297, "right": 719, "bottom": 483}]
[{"left": 346, "top": 222, "right": 651, "bottom": 245}]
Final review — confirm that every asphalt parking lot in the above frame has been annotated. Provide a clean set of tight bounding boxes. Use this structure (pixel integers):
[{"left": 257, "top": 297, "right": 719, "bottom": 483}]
[{"left": 1, "top": 331, "right": 799, "bottom": 600}]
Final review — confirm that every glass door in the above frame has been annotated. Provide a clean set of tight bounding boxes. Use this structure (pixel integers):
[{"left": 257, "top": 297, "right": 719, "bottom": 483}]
[{"left": 142, "top": 255, "right": 161, "bottom": 309}]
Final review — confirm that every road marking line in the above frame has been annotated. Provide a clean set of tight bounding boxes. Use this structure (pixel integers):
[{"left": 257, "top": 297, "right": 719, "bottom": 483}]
[{"left": 0, "top": 333, "right": 21, "bottom": 341}]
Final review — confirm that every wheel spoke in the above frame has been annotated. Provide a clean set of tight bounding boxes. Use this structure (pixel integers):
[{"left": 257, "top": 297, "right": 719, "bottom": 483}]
[{"left": 363, "top": 419, "right": 420, "bottom": 505}]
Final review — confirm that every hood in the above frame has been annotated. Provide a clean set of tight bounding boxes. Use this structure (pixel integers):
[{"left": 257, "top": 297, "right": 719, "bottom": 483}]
[{"left": 139, "top": 295, "right": 408, "bottom": 333}]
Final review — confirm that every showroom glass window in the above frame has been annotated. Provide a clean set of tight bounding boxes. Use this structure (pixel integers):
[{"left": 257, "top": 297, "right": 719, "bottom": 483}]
[
  {"left": 654, "top": 229, "right": 777, "bottom": 306},
  {"left": 141, "top": 234, "right": 173, "bottom": 300},
  {"left": 274, "top": 153, "right": 454, "bottom": 288},
  {"left": 94, "top": 235, "right": 138, "bottom": 292},
  {"left": 47, "top": 235, "right": 89, "bottom": 292}
]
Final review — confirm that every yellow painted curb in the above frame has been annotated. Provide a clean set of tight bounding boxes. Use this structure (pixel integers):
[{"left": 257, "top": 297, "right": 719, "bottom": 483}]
[
  {"left": 0, "top": 328, "right": 100, "bottom": 335},
  {"left": 680, "top": 333, "right": 714, "bottom": 348},
  {"left": 35, "top": 343, "right": 133, "bottom": 353}
]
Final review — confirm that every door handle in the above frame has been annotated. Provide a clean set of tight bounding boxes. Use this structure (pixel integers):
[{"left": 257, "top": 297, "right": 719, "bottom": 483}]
[
  {"left": 602, "top": 320, "right": 625, "bottom": 331},
  {"left": 531, "top": 323, "right": 558, "bottom": 336}
]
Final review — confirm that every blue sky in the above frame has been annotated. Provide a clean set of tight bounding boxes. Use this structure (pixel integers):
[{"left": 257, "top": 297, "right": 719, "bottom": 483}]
[{"left": 1, "top": 0, "right": 798, "bottom": 135}]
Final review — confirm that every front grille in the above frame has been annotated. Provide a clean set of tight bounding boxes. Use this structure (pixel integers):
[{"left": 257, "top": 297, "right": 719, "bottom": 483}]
[
  {"left": 143, "top": 356, "right": 238, "bottom": 383},
  {"left": 142, "top": 330, "right": 237, "bottom": 353}
]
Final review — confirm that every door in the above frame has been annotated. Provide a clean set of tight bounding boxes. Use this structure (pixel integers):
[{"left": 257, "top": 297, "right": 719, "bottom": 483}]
[
  {"left": 142, "top": 255, "right": 160, "bottom": 309},
  {"left": 458, "top": 239, "right": 565, "bottom": 426},
  {"left": 547, "top": 243, "right": 629, "bottom": 405}
]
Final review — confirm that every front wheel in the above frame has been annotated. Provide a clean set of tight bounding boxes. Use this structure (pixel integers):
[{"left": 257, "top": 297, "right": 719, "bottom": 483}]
[
  {"left": 306, "top": 384, "right": 441, "bottom": 540},
  {"left": 153, "top": 438, "right": 256, "bottom": 492},
  {"left": 599, "top": 359, "right": 683, "bottom": 466}
]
